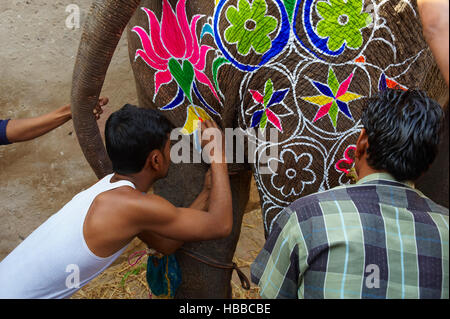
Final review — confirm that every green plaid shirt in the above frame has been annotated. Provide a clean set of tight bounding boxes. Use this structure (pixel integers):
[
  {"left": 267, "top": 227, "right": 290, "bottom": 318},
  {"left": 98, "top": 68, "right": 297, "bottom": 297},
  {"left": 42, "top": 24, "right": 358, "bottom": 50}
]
[{"left": 251, "top": 173, "right": 449, "bottom": 299}]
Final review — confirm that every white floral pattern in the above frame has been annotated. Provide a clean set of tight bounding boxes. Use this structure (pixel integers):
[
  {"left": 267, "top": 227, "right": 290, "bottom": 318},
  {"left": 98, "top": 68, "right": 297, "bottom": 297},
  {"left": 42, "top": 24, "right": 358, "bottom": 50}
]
[{"left": 268, "top": 150, "right": 316, "bottom": 197}]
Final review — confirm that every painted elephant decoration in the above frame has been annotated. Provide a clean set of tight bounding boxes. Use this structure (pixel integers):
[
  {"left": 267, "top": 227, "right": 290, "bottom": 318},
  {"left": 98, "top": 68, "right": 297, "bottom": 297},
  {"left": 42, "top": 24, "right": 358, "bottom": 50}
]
[{"left": 71, "top": 0, "right": 448, "bottom": 298}]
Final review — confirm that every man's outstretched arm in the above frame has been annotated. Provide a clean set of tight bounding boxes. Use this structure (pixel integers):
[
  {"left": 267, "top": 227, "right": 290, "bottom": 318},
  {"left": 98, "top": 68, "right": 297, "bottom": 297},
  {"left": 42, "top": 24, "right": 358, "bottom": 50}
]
[
  {"left": 133, "top": 120, "right": 233, "bottom": 242},
  {"left": 418, "top": 0, "right": 449, "bottom": 87},
  {"left": 4, "top": 97, "right": 108, "bottom": 143},
  {"left": 137, "top": 170, "right": 212, "bottom": 255}
]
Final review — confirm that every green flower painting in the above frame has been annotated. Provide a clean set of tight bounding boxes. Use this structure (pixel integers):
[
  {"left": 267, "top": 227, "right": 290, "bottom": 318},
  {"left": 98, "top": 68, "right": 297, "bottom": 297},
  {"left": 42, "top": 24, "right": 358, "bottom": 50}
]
[
  {"left": 316, "top": 0, "right": 372, "bottom": 51},
  {"left": 225, "top": 0, "right": 278, "bottom": 55}
]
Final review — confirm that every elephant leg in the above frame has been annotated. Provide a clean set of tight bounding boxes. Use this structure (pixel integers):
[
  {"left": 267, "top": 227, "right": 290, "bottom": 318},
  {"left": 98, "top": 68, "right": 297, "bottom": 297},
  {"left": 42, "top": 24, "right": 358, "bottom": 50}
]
[{"left": 153, "top": 162, "right": 252, "bottom": 299}]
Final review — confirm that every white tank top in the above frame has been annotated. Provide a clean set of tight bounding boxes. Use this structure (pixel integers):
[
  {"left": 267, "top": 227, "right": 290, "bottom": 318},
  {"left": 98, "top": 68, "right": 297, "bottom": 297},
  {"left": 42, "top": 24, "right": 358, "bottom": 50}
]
[{"left": 0, "top": 174, "right": 135, "bottom": 299}]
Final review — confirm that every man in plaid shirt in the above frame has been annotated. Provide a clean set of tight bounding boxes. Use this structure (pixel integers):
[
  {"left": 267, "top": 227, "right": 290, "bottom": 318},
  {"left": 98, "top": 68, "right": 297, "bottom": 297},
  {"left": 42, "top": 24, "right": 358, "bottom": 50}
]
[{"left": 251, "top": 89, "right": 449, "bottom": 299}]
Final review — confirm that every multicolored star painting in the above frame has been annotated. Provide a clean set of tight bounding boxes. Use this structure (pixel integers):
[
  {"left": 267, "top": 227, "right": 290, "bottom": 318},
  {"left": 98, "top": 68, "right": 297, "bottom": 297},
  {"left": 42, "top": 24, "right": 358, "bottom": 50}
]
[
  {"left": 302, "top": 67, "right": 362, "bottom": 128},
  {"left": 249, "top": 79, "right": 289, "bottom": 132}
]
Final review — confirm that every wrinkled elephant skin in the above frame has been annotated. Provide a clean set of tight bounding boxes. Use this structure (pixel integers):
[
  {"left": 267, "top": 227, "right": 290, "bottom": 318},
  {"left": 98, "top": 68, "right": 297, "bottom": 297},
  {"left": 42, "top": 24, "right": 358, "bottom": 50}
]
[{"left": 71, "top": 0, "right": 448, "bottom": 298}]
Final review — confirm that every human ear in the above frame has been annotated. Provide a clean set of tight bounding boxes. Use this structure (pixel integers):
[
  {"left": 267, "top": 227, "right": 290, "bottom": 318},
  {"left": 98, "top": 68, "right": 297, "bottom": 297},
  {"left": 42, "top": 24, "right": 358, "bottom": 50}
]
[
  {"left": 355, "top": 129, "right": 369, "bottom": 159},
  {"left": 142, "top": 151, "right": 159, "bottom": 172},
  {"left": 142, "top": 154, "right": 153, "bottom": 171},
  {"left": 150, "top": 150, "right": 166, "bottom": 172}
]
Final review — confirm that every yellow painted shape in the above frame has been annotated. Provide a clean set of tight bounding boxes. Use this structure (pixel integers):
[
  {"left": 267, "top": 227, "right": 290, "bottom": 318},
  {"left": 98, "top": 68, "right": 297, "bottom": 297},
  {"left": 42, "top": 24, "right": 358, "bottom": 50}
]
[
  {"left": 181, "top": 106, "right": 199, "bottom": 135},
  {"left": 180, "top": 106, "right": 212, "bottom": 135},
  {"left": 195, "top": 106, "right": 212, "bottom": 122},
  {"left": 302, "top": 95, "right": 334, "bottom": 106},
  {"left": 338, "top": 92, "right": 362, "bottom": 103}
]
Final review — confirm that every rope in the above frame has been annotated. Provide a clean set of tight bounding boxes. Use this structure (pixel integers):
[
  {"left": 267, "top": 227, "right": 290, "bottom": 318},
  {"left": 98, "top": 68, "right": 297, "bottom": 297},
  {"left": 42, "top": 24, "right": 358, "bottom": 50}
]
[
  {"left": 127, "top": 248, "right": 164, "bottom": 267},
  {"left": 127, "top": 249, "right": 148, "bottom": 267},
  {"left": 126, "top": 248, "right": 252, "bottom": 291},
  {"left": 179, "top": 248, "right": 251, "bottom": 290}
]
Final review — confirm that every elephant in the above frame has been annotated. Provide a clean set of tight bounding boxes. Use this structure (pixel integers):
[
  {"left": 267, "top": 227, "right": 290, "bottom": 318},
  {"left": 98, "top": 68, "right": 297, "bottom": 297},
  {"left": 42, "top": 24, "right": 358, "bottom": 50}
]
[{"left": 71, "top": 0, "right": 449, "bottom": 298}]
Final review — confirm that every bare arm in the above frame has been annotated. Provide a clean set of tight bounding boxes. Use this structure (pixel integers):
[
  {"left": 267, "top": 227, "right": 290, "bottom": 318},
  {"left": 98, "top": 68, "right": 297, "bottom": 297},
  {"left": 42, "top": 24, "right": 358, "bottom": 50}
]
[
  {"left": 137, "top": 231, "right": 182, "bottom": 256},
  {"left": 6, "top": 105, "right": 72, "bottom": 143},
  {"left": 417, "top": 0, "right": 449, "bottom": 87},
  {"left": 6, "top": 97, "right": 108, "bottom": 143},
  {"left": 134, "top": 120, "right": 233, "bottom": 242},
  {"left": 137, "top": 170, "right": 212, "bottom": 255}
]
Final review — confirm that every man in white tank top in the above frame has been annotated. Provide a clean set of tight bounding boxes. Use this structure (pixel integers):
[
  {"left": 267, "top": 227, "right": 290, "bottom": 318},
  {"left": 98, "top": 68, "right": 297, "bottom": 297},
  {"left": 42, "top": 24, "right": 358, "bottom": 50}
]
[{"left": 0, "top": 105, "right": 232, "bottom": 299}]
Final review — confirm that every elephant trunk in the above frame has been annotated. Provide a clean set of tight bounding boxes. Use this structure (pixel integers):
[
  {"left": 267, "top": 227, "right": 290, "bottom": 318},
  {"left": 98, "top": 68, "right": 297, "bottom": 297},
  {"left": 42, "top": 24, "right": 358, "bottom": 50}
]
[{"left": 71, "top": 0, "right": 141, "bottom": 179}]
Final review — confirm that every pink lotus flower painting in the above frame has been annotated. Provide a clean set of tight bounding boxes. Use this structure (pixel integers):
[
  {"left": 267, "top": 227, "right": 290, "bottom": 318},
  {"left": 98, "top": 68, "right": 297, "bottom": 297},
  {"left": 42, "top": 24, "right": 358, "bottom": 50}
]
[{"left": 132, "top": 0, "right": 220, "bottom": 114}]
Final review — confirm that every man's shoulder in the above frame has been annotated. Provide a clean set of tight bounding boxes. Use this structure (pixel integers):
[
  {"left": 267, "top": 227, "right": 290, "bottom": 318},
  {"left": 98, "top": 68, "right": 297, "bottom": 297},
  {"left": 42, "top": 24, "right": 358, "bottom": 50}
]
[
  {"left": 410, "top": 190, "right": 449, "bottom": 216},
  {"left": 95, "top": 188, "right": 173, "bottom": 219},
  {"left": 287, "top": 182, "right": 448, "bottom": 221},
  {"left": 283, "top": 183, "right": 383, "bottom": 224},
  {"left": 93, "top": 186, "right": 142, "bottom": 212},
  {"left": 288, "top": 183, "right": 371, "bottom": 210}
]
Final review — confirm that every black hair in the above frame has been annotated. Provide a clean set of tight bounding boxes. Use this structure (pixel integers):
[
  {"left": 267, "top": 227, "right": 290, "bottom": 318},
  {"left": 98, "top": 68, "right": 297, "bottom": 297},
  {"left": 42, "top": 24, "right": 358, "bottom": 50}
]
[
  {"left": 105, "top": 104, "right": 174, "bottom": 175},
  {"left": 361, "top": 88, "right": 444, "bottom": 182}
]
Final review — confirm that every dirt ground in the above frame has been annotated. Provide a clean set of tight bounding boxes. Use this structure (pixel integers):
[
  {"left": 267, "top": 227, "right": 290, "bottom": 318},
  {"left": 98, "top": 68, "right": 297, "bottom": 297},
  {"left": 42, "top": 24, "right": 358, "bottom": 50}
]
[
  {"left": 0, "top": 0, "right": 265, "bottom": 298},
  {"left": 0, "top": 0, "right": 137, "bottom": 259}
]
